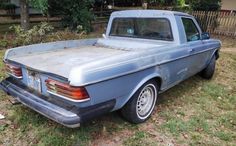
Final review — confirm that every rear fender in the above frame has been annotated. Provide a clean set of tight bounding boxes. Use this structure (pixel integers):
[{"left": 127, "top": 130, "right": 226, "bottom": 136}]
[{"left": 119, "top": 73, "right": 162, "bottom": 109}]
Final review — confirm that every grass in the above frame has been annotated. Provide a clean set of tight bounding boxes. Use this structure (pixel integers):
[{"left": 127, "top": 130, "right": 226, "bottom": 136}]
[{"left": 0, "top": 38, "right": 236, "bottom": 145}]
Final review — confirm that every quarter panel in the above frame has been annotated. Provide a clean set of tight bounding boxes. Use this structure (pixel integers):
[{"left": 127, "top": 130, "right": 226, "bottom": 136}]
[{"left": 85, "top": 67, "right": 162, "bottom": 110}]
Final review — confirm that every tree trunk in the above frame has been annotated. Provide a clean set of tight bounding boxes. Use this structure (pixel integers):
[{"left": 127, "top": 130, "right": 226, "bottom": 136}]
[{"left": 20, "top": 0, "right": 29, "bottom": 30}]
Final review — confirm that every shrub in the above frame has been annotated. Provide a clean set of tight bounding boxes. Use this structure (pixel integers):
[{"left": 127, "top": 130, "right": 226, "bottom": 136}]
[
  {"left": 0, "top": 34, "right": 12, "bottom": 49},
  {"left": 188, "top": 0, "right": 221, "bottom": 11},
  {"left": 48, "top": 0, "right": 94, "bottom": 32},
  {"left": 44, "top": 29, "right": 86, "bottom": 42},
  {"left": 10, "top": 22, "right": 54, "bottom": 46},
  {"left": 0, "top": 39, "right": 8, "bottom": 48}
]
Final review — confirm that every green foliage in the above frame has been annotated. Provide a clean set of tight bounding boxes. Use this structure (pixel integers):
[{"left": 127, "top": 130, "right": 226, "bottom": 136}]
[
  {"left": 123, "top": 131, "right": 152, "bottom": 146},
  {"left": 0, "top": 33, "right": 10, "bottom": 49},
  {"left": 29, "top": 0, "right": 48, "bottom": 14},
  {"left": 0, "top": 124, "right": 7, "bottom": 131},
  {"left": 10, "top": 22, "right": 54, "bottom": 46},
  {"left": 147, "top": 0, "right": 174, "bottom": 6},
  {"left": 215, "top": 131, "right": 234, "bottom": 141},
  {"left": 176, "top": 0, "right": 185, "bottom": 7},
  {"left": 0, "top": 39, "right": 8, "bottom": 48},
  {"left": 48, "top": 0, "right": 94, "bottom": 32},
  {"left": 188, "top": 0, "right": 221, "bottom": 11},
  {"left": 148, "top": 0, "right": 166, "bottom": 4},
  {"left": 171, "top": 0, "right": 192, "bottom": 12}
]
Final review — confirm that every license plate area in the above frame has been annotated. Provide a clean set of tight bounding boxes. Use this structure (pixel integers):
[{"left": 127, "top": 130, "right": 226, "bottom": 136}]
[{"left": 27, "top": 70, "right": 41, "bottom": 93}]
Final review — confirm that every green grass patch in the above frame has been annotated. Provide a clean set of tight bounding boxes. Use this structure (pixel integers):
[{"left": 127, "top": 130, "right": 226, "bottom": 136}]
[
  {"left": 215, "top": 131, "right": 234, "bottom": 141},
  {"left": 162, "top": 116, "right": 210, "bottom": 136},
  {"left": 123, "top": 131, "right": 155, "bottom": 146}
]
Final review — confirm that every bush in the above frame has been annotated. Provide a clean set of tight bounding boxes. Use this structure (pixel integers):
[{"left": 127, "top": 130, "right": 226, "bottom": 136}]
[
  {"left": 44, "top": 29, "right": 86, "bottom": 42},
  {"left": 188, "top": 0, "right": 221, "bottom": 11},
  {"left": 172, "top": 5, "right": 192, "bottom": 13},
  {"left": 1, "top": 23, "right": 87, "bottom": 49},
  {"left": 48, "top": 0, "right": 94, "bottom": 32},
  {"left": 0, "top": 39, "right": 8, "bottom": 48},
  {"left": 10, "top": 22, "right": 54, "bottom": 46}
]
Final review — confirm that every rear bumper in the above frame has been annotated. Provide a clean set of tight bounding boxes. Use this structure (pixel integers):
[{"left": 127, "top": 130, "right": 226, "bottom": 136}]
[{"left": 0, "top": 78, "right": 115, "bottom": 128}]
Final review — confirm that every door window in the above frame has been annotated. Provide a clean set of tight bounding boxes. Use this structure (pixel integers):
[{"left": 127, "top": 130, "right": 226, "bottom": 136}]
[{"left": 182, "top": 18, "right": 200, "bottom": 42}]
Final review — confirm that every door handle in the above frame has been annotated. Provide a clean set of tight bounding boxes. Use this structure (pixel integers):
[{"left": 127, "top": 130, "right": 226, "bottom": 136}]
[{"left": 188, "top": 48, "right": 195, "bottom": 53}]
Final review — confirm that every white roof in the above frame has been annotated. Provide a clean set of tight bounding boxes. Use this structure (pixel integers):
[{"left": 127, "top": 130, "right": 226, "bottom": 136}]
[{"left": 111, "top": 10, "right": 191, "bottom": 17}]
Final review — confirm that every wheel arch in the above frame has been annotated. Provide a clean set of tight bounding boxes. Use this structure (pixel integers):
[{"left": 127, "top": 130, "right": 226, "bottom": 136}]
[
  {"left": 206, "top": 48, "right": 219, "bottom": 67},
  {"left": 120, "top": 73, "right": 163, "bottom": 109},
  {"left": 214, "top": 49, "right": 219, "bottom": 60}
]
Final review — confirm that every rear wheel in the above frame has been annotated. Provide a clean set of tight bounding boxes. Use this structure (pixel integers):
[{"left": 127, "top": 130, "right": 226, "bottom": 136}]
[
  {"left": 121, "top": 80, "right": 158, "bottom": 124},
  {"left": 200, "top": 55, "right": 216, "bottom": 79}
]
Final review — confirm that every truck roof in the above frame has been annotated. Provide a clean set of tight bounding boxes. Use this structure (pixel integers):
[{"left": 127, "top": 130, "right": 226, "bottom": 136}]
[{"left": 111, "top": 10, "right": 191, "bottom": 17}]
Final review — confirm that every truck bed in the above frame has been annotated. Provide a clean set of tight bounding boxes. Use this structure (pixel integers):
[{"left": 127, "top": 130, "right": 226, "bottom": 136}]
[{"left": 9, "top": 45, "right": 127, "bottom": 78}]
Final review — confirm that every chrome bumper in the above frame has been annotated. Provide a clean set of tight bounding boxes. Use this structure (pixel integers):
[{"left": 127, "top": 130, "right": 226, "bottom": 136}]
[
  {"left": 0, "top": 77, "right": 116, "bottom": 128},
  {"left": 0, "top": 78, "right": 80, "bottom": 128}
]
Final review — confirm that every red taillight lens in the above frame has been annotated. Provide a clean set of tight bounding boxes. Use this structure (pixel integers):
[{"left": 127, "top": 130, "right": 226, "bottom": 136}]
[
  {"left": 45, "top": 78, "right": 89, "bottom": 101},
  {"left": 5, "top": 63, "right": 22, "bottom": 78}
]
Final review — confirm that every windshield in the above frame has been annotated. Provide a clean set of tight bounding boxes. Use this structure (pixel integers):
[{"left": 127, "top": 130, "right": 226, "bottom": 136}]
[{"left": 110, "top": 18, "right": 173, "bottom": 41}]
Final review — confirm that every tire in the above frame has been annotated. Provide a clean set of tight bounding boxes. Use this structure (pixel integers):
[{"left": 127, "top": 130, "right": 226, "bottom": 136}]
[
  {"left": 121, "top": 80, "right": 158, "bottom": 124},
  {"left": 200, "top": 55, "right": 216, "bottom": 79}
]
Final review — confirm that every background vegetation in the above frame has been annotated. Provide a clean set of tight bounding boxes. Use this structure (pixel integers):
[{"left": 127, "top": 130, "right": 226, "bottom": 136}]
[{"left": 48, "top": 0, "right": 94, "bottom": 32}]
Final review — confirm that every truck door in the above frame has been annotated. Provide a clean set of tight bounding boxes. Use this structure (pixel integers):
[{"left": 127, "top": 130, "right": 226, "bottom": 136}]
[{"left": 181, "top": 17, "right": 211, "bottom": 76}]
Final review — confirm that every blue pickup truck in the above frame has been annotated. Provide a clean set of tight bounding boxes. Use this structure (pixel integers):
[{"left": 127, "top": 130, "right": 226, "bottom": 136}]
[{"left": 0, "top": 10, "right": 221, "bottom": 128}]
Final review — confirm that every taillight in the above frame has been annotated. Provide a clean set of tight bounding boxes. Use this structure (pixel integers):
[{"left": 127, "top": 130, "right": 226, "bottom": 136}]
[
  {"left": 5, "top": 63, "right": 22, "bottom": 79},
  {"left": 45, "top": 78, "right": 90, "bottom": 102}
]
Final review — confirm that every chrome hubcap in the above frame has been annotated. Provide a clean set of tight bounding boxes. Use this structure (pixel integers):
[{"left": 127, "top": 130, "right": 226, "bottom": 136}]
[{"left": 136, "top": 84, "right": 156, "bottom": 119}]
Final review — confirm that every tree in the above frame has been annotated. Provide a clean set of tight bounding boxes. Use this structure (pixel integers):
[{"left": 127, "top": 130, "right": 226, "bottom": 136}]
[
  {"left": 175, "top": 0, "right": 185, "bottom": 7},
  {"left": 20, "top": 0, "right": 29, "bottom": 30},
  {"left": 20, "top": 0, "right": 48, "bottom": 30},
  {"left": 30, "top": 0, "right": 48, "bottom": 14},
  {"left": 187, "top": 0, "right": 221, "bottom": 11},
  {"left": 48, "top": 0, "right": 94, "bottom": 32}
]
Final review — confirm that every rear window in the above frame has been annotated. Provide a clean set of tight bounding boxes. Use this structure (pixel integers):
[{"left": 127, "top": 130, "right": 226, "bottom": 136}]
[{"left": 110, "top": 18, "right": 173, "bottom": 41}]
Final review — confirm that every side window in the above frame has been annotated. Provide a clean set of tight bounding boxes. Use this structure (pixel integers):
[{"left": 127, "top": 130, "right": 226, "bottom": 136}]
[{"left": 182, "top": 18, "right": 200, "bottom": 42}]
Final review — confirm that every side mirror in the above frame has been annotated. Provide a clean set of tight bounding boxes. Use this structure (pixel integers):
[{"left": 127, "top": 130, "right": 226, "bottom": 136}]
[{"left": 201, "top": 32, "right": 210, "bottom": 40}]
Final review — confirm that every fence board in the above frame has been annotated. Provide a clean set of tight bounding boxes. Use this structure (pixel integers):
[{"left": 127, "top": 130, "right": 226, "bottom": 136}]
[{"left": 191, "top": 11, "right": 236, "bottom": 37}]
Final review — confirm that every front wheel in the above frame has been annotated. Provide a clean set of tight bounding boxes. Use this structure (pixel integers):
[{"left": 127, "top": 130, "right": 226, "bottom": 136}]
[{"left": 121, "top": 80, "right": 158, "bottom": 124}]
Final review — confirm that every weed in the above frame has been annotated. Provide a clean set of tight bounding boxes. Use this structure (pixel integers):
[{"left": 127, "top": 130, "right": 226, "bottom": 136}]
[{"left": 215, "top": 131, "right": 233, "bottom": 141}]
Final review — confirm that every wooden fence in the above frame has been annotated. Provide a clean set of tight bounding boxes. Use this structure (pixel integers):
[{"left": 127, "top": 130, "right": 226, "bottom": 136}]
[
  {"left": 93, "top": 10, "right": 236, "bottom": 36},
  {"left": 1, "top": 9, "right": 236, "bottom": 37},
  {"left": 191, "top": 11, "right": 236, "bottom": 37}
]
